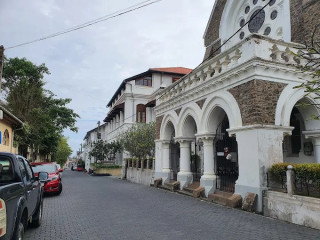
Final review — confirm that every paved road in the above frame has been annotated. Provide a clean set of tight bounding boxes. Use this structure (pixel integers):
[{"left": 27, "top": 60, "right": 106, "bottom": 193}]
[{"left": 25, "top": 170, "right": 320, "bottom": 240}]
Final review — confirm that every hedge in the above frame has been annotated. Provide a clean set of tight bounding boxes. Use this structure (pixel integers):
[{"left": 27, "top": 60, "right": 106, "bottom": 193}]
[
  {"left": 269, "top": 163, "right": 320, "bottom": 179},
  {"left": 90, "top": 163, "right": 121, "bottom": 169},
  {"left": 269, "top": 163, "right": 320, "bottom": 194}
]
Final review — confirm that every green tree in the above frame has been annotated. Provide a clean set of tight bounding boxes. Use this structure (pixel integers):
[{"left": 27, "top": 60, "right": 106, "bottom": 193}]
[
  {"left": 55, "top": 137, "right": 72, "bottom": 166},
  {"left": 295, "top": 24, "right": 320, "bottom": 119},
  {"left": 107, "top": 141, "right": 122, "bottom": 161},
  {"left": 119, "top": 122, "right": 155, "bottom": 160},
  {"left": 2, "top": 57, "right": 79, "bottom": 160},
  {"left": 89, "top": 140, "right": 123, "bottom": 163}
]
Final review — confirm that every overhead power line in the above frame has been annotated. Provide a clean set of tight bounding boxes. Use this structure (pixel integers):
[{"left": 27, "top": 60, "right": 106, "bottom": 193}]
[
  {"left": 6, "top": 0, "right": 163, "bottom": 50},
  {"left": 157, "top": 0, "right": 274, "bottom": 100}
]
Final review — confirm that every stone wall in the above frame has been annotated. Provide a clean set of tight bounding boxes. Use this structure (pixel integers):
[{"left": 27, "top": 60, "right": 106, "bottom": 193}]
[
  {"left": 203, "top": 0, "right": 227, "bottom": 60},
  {"left": 264, "top": 191, "right": 320, "bottom": 230},
  {"left": 228, "top": 80, "right": 286, "bottom": 125},
  {"left": 290, "top": 0, "right": 320, "bottom": 44}
]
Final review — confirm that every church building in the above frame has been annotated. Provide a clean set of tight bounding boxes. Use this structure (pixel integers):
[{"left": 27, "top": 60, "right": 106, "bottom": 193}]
[{"left": 154, "top": 0, "right": 320, "bottom": 212}]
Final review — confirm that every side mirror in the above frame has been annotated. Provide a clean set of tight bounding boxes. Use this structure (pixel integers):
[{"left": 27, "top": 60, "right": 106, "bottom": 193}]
[
  {"left": 38, "top": 172, "right": 49, "bottom": 182},
  {"left": 58, "top": 168, "right": 63, "bottom": 173}
]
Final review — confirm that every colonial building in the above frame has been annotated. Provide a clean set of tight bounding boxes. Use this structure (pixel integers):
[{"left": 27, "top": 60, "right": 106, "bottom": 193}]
[
  {"left": 154, "top": 0, "right": 320, "bottom": 212},
  {"left": 0, "top": 105, "right": 23, "bottom": 154},
  {"left": 102, "top": 68, "right": 192, "bottom": 163},
  {"left": 82, "top": 125, "right": 102, "bottom": 171},
  {"left": 83, "top": 67, "right": 192, "bottom": 171}
]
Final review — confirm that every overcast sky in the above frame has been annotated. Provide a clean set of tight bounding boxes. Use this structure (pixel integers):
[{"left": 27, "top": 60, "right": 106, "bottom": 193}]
[{"left": 0, "top": 0, "right": 215, "bottom": 154}]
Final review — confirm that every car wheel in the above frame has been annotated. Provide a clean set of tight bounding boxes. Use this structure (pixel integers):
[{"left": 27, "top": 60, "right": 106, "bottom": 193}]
[
  {"left": 30, "top": 198, "right": 43, "bottom": 228},
  {"left": 12, "top": 213, "right": 25, "bottom": 240},
  {"left": 57, "top": 183, "right": 63, "bottom": 195}
]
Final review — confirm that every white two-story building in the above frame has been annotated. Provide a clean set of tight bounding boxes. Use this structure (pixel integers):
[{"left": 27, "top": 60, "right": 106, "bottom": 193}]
[{"left": 83, "top": 67, "right": 192, "bottom": 170}]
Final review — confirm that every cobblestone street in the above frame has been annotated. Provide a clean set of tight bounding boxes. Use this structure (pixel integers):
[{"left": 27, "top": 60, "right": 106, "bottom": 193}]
[{"left": 25, "top": 170, "right": 320, "bottom": 240}]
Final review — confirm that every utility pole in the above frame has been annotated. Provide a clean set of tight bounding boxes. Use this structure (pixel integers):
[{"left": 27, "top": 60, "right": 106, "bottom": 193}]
[{"left": 0, "top": 46, "right": 4, "bottom": 96}]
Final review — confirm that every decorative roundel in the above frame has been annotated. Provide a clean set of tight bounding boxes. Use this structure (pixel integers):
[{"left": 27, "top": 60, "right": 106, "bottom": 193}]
[
  {"left": 248, "top": 9, "right": 266, "bottom": 33},
  {"left": 240, "top": 19, "right": 246, "bottom": 27},
  {"left": 240, "top": 32, "right": 245, "bottom": 40},
  {"left": 237, "top": 0, "right": 278, "bottom": 38},
  {"left": 269, "top": 0, "right": 276, "bottom": 6},
  {"left": 271, "top": 10, "right": 278, "bottom": 20},
  {"left": 264, "top": 27, "right": 271, "bottom": 35},
  {"left": 245, "top": 6, "right": 250, "bottom": 14}
]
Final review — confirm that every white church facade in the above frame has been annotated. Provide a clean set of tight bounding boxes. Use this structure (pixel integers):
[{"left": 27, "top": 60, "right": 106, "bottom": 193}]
[{"left": 154, "top": 0, "right": 320, "bottom": 212}]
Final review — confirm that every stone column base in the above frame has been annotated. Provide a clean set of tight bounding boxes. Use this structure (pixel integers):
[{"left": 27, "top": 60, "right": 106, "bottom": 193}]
[
  {"left": 159, "top": 170, "right": 171, "bottom": 184},
  {"left": 177, "top": 172, "right": 193, "bottom": 190},
  {"left": 200, "top": 175, "right": 217, "bottom": 197},
  {"left": 235, "top": 184, "right": 267, "bottom": 213}
]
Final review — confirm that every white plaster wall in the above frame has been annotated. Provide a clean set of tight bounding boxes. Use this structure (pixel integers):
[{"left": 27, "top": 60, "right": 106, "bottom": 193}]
[
  {"left": 236, "top": 127, "right": 284, "bottom": 189},
  {"left": 236, "top": 129, "right": 261, "bottom": 188},
  {"left": 154, "top": 140, "right": 162, "bottom": 179},
  {"left": 264, "top": 191, "right": 320, "bottom": 230},
  {"left": 152, "top": 73, "right": 175, "bottom": 89},
  {"left": 126, "top": 168, "right": 155, "bottom": 186}
]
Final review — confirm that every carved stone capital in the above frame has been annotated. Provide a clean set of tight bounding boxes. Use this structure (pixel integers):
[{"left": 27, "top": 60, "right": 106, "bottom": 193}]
[{"left": 174, "top": 137, "right": 195, "bottom": 144}]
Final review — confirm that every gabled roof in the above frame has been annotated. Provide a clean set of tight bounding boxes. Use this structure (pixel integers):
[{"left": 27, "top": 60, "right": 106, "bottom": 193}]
[
  {"left": 106, "top": 67, "right": 192, "bottom": 107},
  {"left": 150, "top": 67, "right": 192, "bottom": 75},
  {"left": 0, "top": 105, "right": 24, "bottom": 127}
]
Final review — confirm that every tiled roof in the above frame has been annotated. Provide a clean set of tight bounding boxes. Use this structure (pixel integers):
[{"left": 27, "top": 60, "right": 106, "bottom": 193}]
[{"left": 150, "top": 67, "right": 192, "bottom": 75}]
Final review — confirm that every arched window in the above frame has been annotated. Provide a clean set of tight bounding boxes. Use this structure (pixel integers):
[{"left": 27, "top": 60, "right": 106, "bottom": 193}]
[
  {"left": 3, "top": 130, "right": 9, "bottom": 146},
  {"left": 136, "top": 104, "right": 146, "bottom": 123}
]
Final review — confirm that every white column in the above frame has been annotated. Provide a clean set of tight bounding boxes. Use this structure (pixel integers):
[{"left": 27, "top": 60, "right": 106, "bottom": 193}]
[
  {"left": 115, "top": 115, "right": 119, "bottom": 128},
  {"left": 176, "top": 138, "right": 193, "bottom": 189},
  {"left": 162, "top": 141, "right": 170, "bottom": 172},
  {"left": 313, "top": 138, "right": 320, "bottom": 163},
  {"left": 302, "top": 131, "right": 320, "bottom": 163},
  {"left": 119, "top": 111, "right": 123, "bottom": 124},
  {"left": 146, "top": 107, "right": 152, "bottom": 123},
  {"left": 197, "top": 134, "right": 216, "bottom": 196},
  {"left": 203, "top": 138, "right": 215, "bottom": 176},
  {"left": 230, "top": 126, "right": 290, "bottom": 213},
  {"left": 179, "top": 141, "right": 191, "bottom": 173}
]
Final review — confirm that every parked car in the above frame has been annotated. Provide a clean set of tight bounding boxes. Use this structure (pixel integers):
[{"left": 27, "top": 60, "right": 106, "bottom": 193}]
[
  {"left": 76, "top": 165, "right": 84, "bottom": 172},
  {"left": 30, "top": 162, "right": 63, "bottom": 195},
  {"left": 56, "top": 163, "right": 62, "bottom": 178},
  {"left": 0, "top": 152, "right": 48, "bottom": 240}
]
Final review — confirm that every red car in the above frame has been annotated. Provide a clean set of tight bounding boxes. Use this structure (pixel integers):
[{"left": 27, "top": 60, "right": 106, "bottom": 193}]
[
  {"left": 76, "top": 166, "right": 84, "bottom": 171},
  {"left": 31, "top": 162, "right": 63, "bottom": 195}
]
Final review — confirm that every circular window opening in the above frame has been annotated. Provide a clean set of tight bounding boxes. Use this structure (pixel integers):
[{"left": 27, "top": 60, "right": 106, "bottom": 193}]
[
  {"left": 240, "top": 19, "right": 245, "bottom": 27},
  {"left": 271, "top": 10, "right": 278, "bottom": 20},
  {"left": 240, "top": 32, "right": 245, "bottom": 40},
  {"left": 253, "top": 0, "right": 258, "bottom": 5},
  {"left": 264, "top": 27, "right": 271, "bottom": 36},
  {"left": 248, "top": 9, "right": 266, "bottom": 33},
  {"left": 245, "top": 6, "right": 250, "bottom": 14},
  {"left": 269, "top": 0, "right": 276, "bottom": 6}
]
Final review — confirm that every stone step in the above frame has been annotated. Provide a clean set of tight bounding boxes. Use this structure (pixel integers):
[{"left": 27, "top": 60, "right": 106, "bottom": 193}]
[
  {"left": 208, "top": 191, "right": 242, "bottom": 208},
  {"left": 164, "top": 181, "right": 180, "bottom": 192},
  {"left": 183, "top": 182, "right": 200, "bottom": 193},
  {"left": 158, "top": 184, "right": 172, "bottom": 191}
]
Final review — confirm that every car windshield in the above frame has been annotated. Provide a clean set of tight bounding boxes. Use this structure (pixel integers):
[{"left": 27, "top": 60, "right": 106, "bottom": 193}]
[
  {"left": 31, "top": 164, "right": 56, "bottom": 173},
  {"left": 0, "top": 156, "right": 14, "bottom": 182}
]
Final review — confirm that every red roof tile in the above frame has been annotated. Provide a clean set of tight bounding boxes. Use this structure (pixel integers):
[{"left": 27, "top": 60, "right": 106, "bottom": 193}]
[{"left": 150, "top": 67, "right": 192, "bottom": 75}]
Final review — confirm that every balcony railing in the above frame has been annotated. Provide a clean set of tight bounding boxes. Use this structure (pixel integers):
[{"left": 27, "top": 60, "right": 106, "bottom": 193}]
[{"left": 157, "top": 34, "right": 305, "bottom": 105}]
